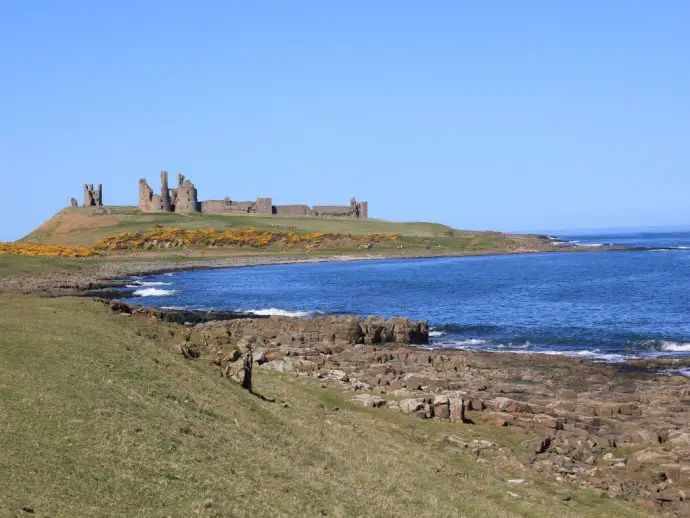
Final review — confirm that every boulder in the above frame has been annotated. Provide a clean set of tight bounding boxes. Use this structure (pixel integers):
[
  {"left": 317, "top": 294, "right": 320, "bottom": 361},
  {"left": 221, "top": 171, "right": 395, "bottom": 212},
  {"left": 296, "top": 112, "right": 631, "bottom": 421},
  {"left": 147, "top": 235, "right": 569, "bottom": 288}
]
[
  {"left": 361, "top": 316, "right": 429, "bottom": 345},
  {"left": 389, "top": 379, "right": 404, "bottom": 390},
  {"left": 353, "top": 394, "right": 387, "bottom": 408},
  {"left": 556, "top": 389, "right": 578, "bottom": 400},
  {"left": 433, "top": 395, "right": 450, "bottom": 419},
  {"left": 260, "top": 359, "right": 295, "bottom": 373},
  {"left": 449, "top": 398, "right": 465, "bottom": 422},
  {"left": 487, "top": 397, "right": 533, "bottom": 414},
  {"left": 399, "top": 398, "right": 427, "bottom": 415},
  {"left": 527, "top": 437, "right": 552, "bottom": 454},
  {"left": 629, "top": 449, "right": 676, "bottom": 468},
  {"left": 326, "top": 369, "right": 349, "bottom": 382},
  {"left": 403, "top": 373, "right": 448, "bottom": 391},
  {"left": 468, "top": 398, "right": 485, "bottom": 411}
]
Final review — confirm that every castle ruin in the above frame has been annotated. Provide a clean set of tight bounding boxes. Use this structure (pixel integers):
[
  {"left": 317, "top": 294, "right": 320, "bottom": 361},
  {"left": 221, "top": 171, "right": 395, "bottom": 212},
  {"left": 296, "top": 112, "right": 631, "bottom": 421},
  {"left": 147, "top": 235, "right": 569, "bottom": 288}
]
[
  {"left": 139, "top": 171, "right": 199, "bottom": 213},
  {"left": 83, "top": 184, "right": 102, "bottom": 206},
  {"left": 136, "top": 171, "right": 368, "bottom": 218}
]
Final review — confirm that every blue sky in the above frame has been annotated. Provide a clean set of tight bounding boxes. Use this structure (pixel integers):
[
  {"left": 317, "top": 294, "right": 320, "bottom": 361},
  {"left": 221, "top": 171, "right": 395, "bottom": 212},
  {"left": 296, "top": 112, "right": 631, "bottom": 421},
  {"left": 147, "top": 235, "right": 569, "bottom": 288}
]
[{"left": 1, "top": 1, "right": 688, "bottom": 241}]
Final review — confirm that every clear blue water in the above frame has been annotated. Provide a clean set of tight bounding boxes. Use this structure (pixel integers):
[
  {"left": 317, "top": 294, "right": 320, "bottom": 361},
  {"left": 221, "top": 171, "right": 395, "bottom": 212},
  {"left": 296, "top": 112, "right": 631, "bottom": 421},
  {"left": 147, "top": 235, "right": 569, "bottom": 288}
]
[
  {"left": 555, "top": 229, "right": 690, "bottom": 249},
  {"left": 123, "top": 231, "right": 690, "bottom": 361}
]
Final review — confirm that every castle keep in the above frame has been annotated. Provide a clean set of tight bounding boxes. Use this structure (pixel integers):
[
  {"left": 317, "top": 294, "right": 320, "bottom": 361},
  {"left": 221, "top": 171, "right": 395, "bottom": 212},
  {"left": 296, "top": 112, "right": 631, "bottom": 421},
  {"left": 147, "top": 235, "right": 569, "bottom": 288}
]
[
  {"left": 139, "top": 172, "right": 199, "bottom": 213},
  {"left": 136, "top": 171, "right": 368, "bottom": 218}
]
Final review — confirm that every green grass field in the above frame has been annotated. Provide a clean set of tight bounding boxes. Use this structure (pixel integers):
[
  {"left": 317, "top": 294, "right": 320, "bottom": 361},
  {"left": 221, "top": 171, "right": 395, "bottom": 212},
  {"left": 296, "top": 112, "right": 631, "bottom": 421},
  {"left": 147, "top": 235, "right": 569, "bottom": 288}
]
[
  {"left": 22, "top": 207, "right": 459, "bottom": 245},
  {"left": 0, "top": 296, "right": 645, "bottom": 517}
]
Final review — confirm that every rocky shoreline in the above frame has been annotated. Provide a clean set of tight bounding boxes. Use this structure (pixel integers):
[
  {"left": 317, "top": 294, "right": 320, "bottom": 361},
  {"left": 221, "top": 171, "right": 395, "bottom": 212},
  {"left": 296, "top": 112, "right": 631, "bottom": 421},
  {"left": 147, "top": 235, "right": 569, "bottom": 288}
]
[
  {"left": 98, "top": 299, "right": 690, "bottom": 514},
  {"left": 4, "top": 249, "right": 687, "bottom": 513}
]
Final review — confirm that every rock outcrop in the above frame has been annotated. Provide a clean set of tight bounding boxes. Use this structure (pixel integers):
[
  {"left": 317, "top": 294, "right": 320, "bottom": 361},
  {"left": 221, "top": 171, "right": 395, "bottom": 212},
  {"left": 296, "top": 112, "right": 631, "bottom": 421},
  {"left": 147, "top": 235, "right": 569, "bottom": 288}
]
[
  {"left": 105, "top": 299, "right": 690, "bottom": 514},
  {"left": 191, "top": 314, "right": 429, "bottom": 347}
]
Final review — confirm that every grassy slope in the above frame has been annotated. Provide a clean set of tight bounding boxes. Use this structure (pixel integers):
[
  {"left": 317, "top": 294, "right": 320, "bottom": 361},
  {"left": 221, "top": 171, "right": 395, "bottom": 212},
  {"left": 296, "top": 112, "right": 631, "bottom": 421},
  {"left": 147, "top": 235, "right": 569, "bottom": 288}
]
[
  {"left": 21, "top": 207, "right": 529, "bottom": 247},
  {"left": 0, "top": 296, "right": 643, "bottom": 517},
  {"left": 22, "top": 207, "right": 458, "bottom": 246},
  {"left": 0, "top": 254, "right": 101, "bottom": 277}
]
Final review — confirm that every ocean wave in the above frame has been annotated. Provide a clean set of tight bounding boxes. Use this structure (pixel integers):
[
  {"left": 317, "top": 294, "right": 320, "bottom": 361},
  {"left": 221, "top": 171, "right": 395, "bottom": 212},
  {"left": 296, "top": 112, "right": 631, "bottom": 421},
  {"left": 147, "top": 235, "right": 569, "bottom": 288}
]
[
  {"left": 428, "top": 329, "right": 446, "bottom": 337},
  {"left": 661, "top": 341, "right": 690, "bottom": 352},
  {"left": 126, "top": 281, "right": 172, "bottom": 288},
  {"left": 133, "top": 288, "right": 177, "bottom": 297},
  {"left": 241, "top": 308, "right": 320, "bottom": 318},
  {"left": 514, "top": 348, "right": 631, "bottom": 362},
  {"left": 434, "top": 338, "right": 489, "bottom": 349},
  {"left": 431, "top": 323, "right": 500, "bottom": 334},
  {"left": 496, "top": 341, "right": 531, "bottom": 350},
  {"left": 635, "top": 340, "right": 690, "bottom": 353}
]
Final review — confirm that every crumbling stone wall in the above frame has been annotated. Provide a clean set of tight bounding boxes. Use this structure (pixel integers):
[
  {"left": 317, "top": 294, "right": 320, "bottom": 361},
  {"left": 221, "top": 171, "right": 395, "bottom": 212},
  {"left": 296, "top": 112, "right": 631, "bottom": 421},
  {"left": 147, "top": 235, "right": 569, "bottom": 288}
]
[
  {"left": 201, "top": 200, "right": 257, "bottom": 213},
  {"left": 256, "top": 197, "right": 274, "bottom": 214},
  {"left": 273, "top": 204, "right": 310, "bottom": 216},
  {"left": 135, "top": 171, "right": 367, "bottom": 218},
  {"left": 138, "top": 178, "right": 161, "bottom": 212},
  {"left": 83, "top": 184, "right": 103, "bottom": 206},
  {"left": 139, "top": 171, "right": 199, "bottom": 213},
  {"left": 312, "top": 205, "right": 355, "bottom": 217}
]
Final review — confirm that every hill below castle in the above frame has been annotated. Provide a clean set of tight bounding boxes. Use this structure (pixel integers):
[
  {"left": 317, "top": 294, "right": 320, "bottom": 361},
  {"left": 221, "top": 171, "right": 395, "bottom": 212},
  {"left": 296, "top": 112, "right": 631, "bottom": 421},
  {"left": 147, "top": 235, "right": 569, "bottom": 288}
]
[{"left": 21, "top": 206, "right": 550, "bottom": 253}]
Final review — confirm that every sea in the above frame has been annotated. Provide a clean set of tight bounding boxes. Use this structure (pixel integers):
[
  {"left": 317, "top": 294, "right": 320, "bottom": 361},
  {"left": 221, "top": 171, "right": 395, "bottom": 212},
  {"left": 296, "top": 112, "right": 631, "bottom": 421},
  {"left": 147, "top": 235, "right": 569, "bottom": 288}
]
[{"left": 122, "top": 229, "right": 690, "bottom": 363}]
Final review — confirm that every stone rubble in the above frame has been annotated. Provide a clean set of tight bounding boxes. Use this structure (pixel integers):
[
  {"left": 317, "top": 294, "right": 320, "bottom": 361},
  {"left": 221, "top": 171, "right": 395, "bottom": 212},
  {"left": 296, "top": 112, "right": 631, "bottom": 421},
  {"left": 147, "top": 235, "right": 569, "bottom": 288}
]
[{"left": 109, "top": 301, "right": 690, "bottom": 515}]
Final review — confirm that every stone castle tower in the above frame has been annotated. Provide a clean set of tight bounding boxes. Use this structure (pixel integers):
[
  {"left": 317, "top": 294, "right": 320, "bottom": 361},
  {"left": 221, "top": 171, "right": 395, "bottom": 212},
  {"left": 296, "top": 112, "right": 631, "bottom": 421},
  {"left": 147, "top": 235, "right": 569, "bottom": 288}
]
[
  {"left": 83, "top": 184, "right": 102, "bottom": 206},
  {"left": 138, "top": 171, "right": 199, "bottom": 213},
  {"left": 175, "top": 174, "right": 199, "bottom": 213}
]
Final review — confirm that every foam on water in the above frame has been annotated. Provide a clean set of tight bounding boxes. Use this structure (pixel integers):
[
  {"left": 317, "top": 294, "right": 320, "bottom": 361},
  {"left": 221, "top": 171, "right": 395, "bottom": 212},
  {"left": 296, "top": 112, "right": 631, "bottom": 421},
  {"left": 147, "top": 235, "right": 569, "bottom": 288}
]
[
  {"left": 126, "top": 281, "right": 172, "bottom": 288},
  {"left": 661, "top": 341, "right": 690, "bottom": 352},
  {"left": 242, "top": 308, "right": 320, "bottom": 318},
  {"left": 133, "top": 288, "right": 177, "bottom": 297},
  {"left": 431, "top": 337, "right": 632, "bottom": 362},
  {"left": 432, "top": 338, "right": 489, "bottom": 349},
  {"left": 537, "top": 349, "right": 631, "bottom": 362}
]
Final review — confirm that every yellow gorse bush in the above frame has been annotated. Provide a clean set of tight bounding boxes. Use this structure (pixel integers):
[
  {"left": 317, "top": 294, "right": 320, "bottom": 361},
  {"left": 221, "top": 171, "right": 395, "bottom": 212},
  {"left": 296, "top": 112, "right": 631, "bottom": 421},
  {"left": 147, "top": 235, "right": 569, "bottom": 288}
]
[
  {"left": 0, "top": 243, "right": 96, "bottom": 257},
  {"left": 95, "top": 228, "right": 400, "bottom": 250}
]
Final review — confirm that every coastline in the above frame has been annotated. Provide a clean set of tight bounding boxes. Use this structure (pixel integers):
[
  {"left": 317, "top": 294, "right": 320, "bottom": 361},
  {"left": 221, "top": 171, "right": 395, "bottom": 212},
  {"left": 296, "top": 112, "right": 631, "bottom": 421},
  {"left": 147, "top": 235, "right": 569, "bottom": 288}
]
[
  {"left": 1, "top": 245, "right": 689, "bottom": 512},
  {"left": 0, "top": 243, "right": 633, "bottom": 298},
  {"left": 97, "top": 297, "right": 690, "bottom": 510}
]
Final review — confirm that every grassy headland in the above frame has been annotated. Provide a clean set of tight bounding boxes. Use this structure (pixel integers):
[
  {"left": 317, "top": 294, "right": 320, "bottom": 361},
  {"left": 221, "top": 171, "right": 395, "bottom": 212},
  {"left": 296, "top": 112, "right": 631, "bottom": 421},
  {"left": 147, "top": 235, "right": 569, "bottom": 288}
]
[
  {"left": 1, "top": 206, "right": 557, "bottom": 281},
  {"left": 22, "top": 206, "right": 548, "bottom": 252}
]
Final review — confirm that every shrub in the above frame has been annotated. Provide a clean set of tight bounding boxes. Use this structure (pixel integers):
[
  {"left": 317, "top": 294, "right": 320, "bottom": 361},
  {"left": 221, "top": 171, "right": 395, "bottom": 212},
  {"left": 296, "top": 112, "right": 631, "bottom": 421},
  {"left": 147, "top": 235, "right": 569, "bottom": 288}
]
[
  {"left": 94, "top": 228, "right": 399, "bottom": 251},
  {"left": 0, "top": 243, "right": 96, "bottom": 257}
]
